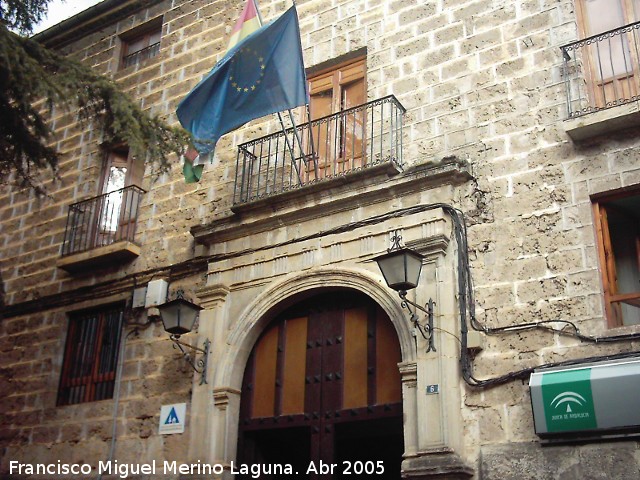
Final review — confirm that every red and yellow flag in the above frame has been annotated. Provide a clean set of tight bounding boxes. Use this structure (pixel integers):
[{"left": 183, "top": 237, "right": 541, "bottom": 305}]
[{"left": 227, "top": 0, "right": 262, "bottom": 51}]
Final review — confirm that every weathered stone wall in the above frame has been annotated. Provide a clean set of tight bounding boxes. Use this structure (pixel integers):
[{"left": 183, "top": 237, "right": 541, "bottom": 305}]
[
  {"left": 0, "top": 306, "right": 194, "bottom": 477},
  {"left": 2, "top": 0, "right": 640, "bottom": 477},
  {"left": 1, "top": 0, "right": 240, "bottom": 474}
]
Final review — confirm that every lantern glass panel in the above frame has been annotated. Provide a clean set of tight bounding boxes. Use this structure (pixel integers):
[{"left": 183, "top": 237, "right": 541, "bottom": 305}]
[
  {"left": 374, "top": 248, "right": 424, "bottom": 291},
  {"left": 159, "top": 298, "right": 202, "bottom": 335}
]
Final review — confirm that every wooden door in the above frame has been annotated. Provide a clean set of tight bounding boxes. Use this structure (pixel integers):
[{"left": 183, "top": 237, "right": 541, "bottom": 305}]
[
  {"left": 237, "top": 291, "right": 403, "bottom": 479},
  {"left": 577, "top": 0, "right": 640, "bottom": 108}
]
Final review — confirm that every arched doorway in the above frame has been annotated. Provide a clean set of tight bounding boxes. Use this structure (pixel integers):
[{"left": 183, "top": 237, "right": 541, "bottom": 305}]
[{"left": 237, "top": 289, "right": 404, "bottom": 478}]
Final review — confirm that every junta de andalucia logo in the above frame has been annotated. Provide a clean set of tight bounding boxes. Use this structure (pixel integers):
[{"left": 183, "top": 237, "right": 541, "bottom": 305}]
[{"left": 541, "top": 368, "right": 597, "bottom": 432}]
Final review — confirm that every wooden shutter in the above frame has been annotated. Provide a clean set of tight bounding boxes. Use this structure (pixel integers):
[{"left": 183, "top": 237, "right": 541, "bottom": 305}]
[
  {"left": 306, "top": 58, "right": 366, "bottom": 179},
  {"left": 576, "top": 0, "right": 640, "bottom": 108},
  {"left": 593, "top": 198, "right": 640, "bottom": 327}
]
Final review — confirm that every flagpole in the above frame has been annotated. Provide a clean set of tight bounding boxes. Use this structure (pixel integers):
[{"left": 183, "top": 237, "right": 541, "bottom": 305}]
[
  {"left": 285, "top": 108, "right": 314, "bottom": 171},
  {"left": 286, "top": 109, "right": 305, "bottom": 152},
  {"left": 253, "top": 0, "right": 264, "bottom": 23},
  {"left": 280, "top": 0, "right": 311, "bottom": 182},
  {"left": 251, "top": 0, "right": 306, "bottom": 185},
  {"left": 304, "top": 104, "right": 319, "bottom": 177},
  {"left": 277, "top": 111, "right": 304, "bottom": 184},
  {"left": 285, "top": 0, "right": 317, "bottom": 175}
]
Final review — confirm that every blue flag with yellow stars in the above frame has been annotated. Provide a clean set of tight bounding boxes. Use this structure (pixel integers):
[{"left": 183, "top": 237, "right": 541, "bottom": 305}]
[{"left": 176, "top": 5, "right": 308, "bottom": 159}]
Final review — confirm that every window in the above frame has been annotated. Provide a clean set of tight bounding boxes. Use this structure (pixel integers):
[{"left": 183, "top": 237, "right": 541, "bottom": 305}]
[
  {"left": 120, "top": 19, "right": 162, "bottom": 69},
  {"left": 57, "top": 305, "right": 124, "bottom": 406},
  {"left": 308, "top": 57, "right": 366, "bottom": 120},
  {"left": 96, "top": 146, "right": 144, "bottom": 246},
  {"left": 60, "top": 147, "right": 145, "bottom": 259},
  {"left": 306, "top": 56, "right": 366, "bottom": 179},
  {"left": 575, "top": 0, "right": 640, "bottom": 109},
  {"left": 592, "top": 188, "right": 640, "bottom": 327}
]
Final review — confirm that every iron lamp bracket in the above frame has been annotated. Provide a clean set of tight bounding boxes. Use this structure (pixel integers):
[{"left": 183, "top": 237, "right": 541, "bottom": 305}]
[
  {"left": 169, "top": 335, "right": 210, "bottom": 385},
  {"left": 399, "top": 291, "right": 436, "bottom": 353}
]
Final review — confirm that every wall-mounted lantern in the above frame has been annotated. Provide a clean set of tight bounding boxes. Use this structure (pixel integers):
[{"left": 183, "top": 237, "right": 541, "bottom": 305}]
[
  {"left": 158, "top": 289, "right": 210, "bottom": 384},
  {"left": 373, "top": 231, "right": 437, "bottom": 352}
]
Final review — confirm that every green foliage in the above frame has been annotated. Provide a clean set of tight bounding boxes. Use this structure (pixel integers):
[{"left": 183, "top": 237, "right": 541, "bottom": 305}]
[
  {"left": 0, "top": 0, "right": 51, "bottom": 35},
  {"left": 0, "top": 1, "right": 190, "bottom": 193}
]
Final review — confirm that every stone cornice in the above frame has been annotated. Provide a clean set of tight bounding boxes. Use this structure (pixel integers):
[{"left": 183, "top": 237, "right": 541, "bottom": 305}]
[
  {"left": 191, "top": 157, "right": 472, "bottom": 246},
  {"left": 33, "top": 0, "right": 164, "bottom": 49}
]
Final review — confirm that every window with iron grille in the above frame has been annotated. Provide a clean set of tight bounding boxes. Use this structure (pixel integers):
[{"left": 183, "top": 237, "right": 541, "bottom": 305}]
[
  {"left": 120, "top": 18, "right": 162, "bottom": 70},
  {"left": 57, "top": 305, "right": 124, "bottom": 406},
  {"left": 574, "top": 0, "right": 640, "bottom": 112}
]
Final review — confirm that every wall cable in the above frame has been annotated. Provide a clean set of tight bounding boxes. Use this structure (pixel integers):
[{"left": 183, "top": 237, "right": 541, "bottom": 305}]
[{"left": 6, "top": 201, "right": 640, "bottom": 388}]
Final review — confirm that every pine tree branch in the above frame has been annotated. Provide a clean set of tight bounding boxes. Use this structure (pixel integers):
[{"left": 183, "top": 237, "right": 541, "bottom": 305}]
[{"left": 0, "top": 22, "right": 190, "bottom": 193}]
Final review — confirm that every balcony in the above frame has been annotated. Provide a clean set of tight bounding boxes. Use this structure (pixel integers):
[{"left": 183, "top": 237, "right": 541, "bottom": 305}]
[
  {"left": 122, "top": 42, "right": 160, "bottom": 69},
  {"left": 57, "top": 185, "right": 145, "bottom": 273},
  {"left": 561, "top": 21, "right": 640, "bottom": 140},
  {"left": 233, "top": 95, "right": 405, "bottom": 206}
]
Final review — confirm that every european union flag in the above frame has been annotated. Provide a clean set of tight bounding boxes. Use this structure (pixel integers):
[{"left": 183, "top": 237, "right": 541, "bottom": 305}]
[{"left": 176, "top": 6, "right": 308, "bottom": 156}]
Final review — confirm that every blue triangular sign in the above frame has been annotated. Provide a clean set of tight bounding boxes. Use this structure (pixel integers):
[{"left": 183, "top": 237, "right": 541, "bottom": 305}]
[{"left": 165, "top": 407, "right": 180, "bottom": 424}]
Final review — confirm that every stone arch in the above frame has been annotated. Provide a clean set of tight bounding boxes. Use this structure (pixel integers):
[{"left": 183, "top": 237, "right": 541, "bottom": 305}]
[{"left": 218, "top": 266, "right": 414, "bottom": 392}]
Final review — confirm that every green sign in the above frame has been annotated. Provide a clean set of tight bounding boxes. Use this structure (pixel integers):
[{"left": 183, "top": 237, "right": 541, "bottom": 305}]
[{"left": 541, "top": 368, "right": 597, "bottom": 432}]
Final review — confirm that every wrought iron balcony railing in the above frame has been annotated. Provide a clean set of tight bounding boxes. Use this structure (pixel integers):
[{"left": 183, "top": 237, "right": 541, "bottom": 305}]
[
  {"left": 122, "top": 42, "right": 161, "bottom": 68},
  {"left": 61, "top": 185, "right": 145, "bottom": 257},
  {"left": 233, "top": 95, "right": 405, "bottom": 205},
  {"left": 561, "top": 21, "right": 640, "bottom": 118}
]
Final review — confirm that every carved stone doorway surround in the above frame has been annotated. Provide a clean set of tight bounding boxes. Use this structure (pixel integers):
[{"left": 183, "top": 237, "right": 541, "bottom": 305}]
[{"left": 186, "top": 207, "right": 474, "bottom": 479}]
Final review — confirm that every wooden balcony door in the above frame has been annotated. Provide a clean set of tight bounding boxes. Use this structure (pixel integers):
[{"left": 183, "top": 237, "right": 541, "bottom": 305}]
[
  {"left": 237, "top": 291, "right": 404, "bottom": 479},
  {"left": 97, "top": 147, "right": 144, "bottom": 246},
  {"left": 306, "top": 58, "right": 366, "bottom": 181},
  {"left": 577, "top": 0, "right": 640, "bottom": 108}
]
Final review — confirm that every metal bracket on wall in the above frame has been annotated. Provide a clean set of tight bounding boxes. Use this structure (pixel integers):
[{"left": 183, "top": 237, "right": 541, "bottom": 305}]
[
  {"left": 169, "top": 335, "right": 210, "bottom": 385},
  {"left": 399, "top": 291, "right": 436, "bottom": 353}
]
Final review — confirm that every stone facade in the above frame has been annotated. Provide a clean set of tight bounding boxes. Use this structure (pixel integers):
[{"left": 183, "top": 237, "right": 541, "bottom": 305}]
[{"left": 1, "top": 0, "right": 640, "bottom": 478}]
